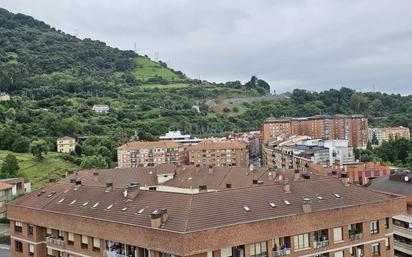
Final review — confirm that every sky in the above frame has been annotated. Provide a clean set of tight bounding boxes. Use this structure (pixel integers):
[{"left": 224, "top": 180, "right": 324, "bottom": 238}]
[{"left": 2, "top": 0, "right": 412, "bottom": 95}]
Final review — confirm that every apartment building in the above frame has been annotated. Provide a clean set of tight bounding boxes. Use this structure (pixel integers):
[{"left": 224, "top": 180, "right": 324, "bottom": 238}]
[
  {"left": 368, "top": 127, "right": 411, "bottom": 145},
  {"left": 0, "top": 177, "right": 30, "bottom": 218},
  {"left": 8, "top": 177, "right": 406, "bottom": 257},
  {"left": 57, "top": 137, "right": 76, "bottom": 154},
  {"left": 368, "top": 170, "right": 412, "bottom": 257},
  {"left": 187, "top": 141, "right": 249, "bottom": 167},
  {"left": 263, "top": 115, "right": 368, "bottom": 147},
  {"left": 117, "top": 141, "right": 180, "bottom": 168}
]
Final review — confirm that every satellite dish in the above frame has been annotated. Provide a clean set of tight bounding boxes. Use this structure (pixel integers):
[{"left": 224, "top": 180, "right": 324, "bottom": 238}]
[{"left": 405, "top": 176, "right": 410, "bottom": 182}]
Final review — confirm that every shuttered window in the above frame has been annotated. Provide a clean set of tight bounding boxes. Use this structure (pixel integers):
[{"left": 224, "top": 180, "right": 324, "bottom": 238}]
[
  {"left": 93, "top": 238, "right": 100, "bottom": 248},
  {"left": 333, "top": 227, "right": 343, "bottom": 242},
  {"left": 81, "top": 235, "right": 88, "bottom": 244}
]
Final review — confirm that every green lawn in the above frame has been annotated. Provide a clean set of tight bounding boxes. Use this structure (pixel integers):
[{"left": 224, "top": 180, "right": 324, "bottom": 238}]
[
  {"left": 0, "top": 151, "right": 78, "bottom": 190},
  {"left": 133, "top": 56, "right": 182, "bottom": 81},
  {"left": 140, "top": 83, "right": 191, "bottom": 89}
]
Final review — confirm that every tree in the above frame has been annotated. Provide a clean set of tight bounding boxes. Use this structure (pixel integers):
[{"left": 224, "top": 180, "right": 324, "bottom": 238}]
[
  {"left": 0, "top": 154, "right": 19, "bottom": 178},
  {"left": 12, "top": 136, "right": 30, "bottom": 153},
  {"left": 80, "top": 155, "right": 108, "bottom": 169},
  {"left": 350, "top": 93, "right": 368, "bottom": 113},
  {"left": 29, "top": 139, "right": 49, "bottom": 160}
]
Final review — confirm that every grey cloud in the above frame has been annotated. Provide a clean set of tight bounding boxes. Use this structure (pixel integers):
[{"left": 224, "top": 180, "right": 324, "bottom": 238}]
[{"left": 2, "top": 0, "right": 412, "bottom": 95}]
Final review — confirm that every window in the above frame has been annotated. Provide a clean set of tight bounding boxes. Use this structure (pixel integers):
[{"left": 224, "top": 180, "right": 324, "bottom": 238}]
[
  {"left": 293, "top": 233, "right": 309, "bottom": 250},
  {"left": 333, "top": 227, "right": 343, "bottom": 243},
  {"left": 371, "top": 243, "right": 380, "bottom": 256},
  {"left": 46, "top": 228, "right": 52, "bottom": 236},
  {"left": 370, "top": 220, "right": 379, "bottom": 234},
  {"left": 93, "top": 238, "right": 100, "bottom": 251},
  {"left": 28, "top": 225, "right": 34, "bottom": 236},
  {"left": 334, "top": 251, "right": 343, "bottom": 257},
  {"left": 29, "top": 244, "right": 34, "bottom": 256},
  {"left": 68, "top": 232, "right": 74, "bottom": 245},
  {"left": 160, "top": 252, "right": 174, "bottom": 257},
  {"left": 15, "top": 240, "right": 23, "bottom": 252},
  {"left": 249, "top": 241, "right": 267, "bottom": 257},
  {"left": 384, "top": 218, "right": 389, "bottom": 229},
  {"left": 81, "top": 235, "right": 88, "bottom": 248},
  {"left": 385, "top": 237, "right": 390, "bottom": 250},
  {"left": 15, "top": 222, "right": 23, "bottom": 233}
]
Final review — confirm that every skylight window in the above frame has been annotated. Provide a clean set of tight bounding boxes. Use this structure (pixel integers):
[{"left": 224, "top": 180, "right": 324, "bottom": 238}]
[
  {"left": 82, "top": 202, "right": 89, "bottom": 207},
  {"left": 303, "top": 197, "right": 311, "bottom": 202},
  {"left": 283, "top": 200, "right": 291, "bottom": 205},
  {"left": 188, "top": 177, "right": 192, "bottom": 180},
  {"left": 106, "top": 204, "right": 113, "bottom": 210},
  {"left": 92, "top": 202, "right": 100, "bottom": 208},
  {"left": 47, "top": 191, "right": 56, "bottom": 198},
  {"left": 69, "top": 200, "right": 77, "bottom": 205},
  {"left": 121, "top": 207, "right": 128, "bottom": 212},
  {"left": 317, "top": 195, "right": 324, "bottom": 200},
  {"left": 243, "top": 205, "right": 251, "bottom": 212},
  {"left": 57, "top": 198, "right": 65, "bottom": 203},
  {"left": 137, "top": 208, "right": 145, "bottom": 214},
  {"left": 269, "top": 202, "right": 277, "bottom": 208},
  {"left": 332, "top": 193, "right": 341, "bottom": 198}
]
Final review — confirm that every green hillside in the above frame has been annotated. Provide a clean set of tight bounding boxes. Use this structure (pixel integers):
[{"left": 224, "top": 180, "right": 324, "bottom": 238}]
[{"left": 0, "top": 150, "right": 78, "bottom": 189}]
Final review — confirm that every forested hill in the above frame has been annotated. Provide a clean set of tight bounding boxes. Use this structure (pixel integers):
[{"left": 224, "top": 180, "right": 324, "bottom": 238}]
[
  {"left": 0, "top": 7, "right": 411, "bottom": 153},
  {"left": 0, "top": 7, "right": 188, "bottom": 95}
]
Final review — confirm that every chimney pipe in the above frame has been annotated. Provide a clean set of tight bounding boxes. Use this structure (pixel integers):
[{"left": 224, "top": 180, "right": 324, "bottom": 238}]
[
  {"left": 294, "top": 170, "right": 300, "bottom": 181},
  {"left": 282, "top": 181, "right": 290, "bottom": 193},
  {"left": 150, "top": 210, "right": 162, "bottom": 228},
  {"left": 105, "top": 182, "right": 113, "bottom": 192},
  {"left": 126, "top": 183, "right": 140, "bottom": 199},
  {"left": 199, "top": 185, "right": 207, "bottom": 193},
  {"left": 208, "top": 165, "right": 213, "bottom": 174},
  {"left": 302, "top": 199, "right": 312, "bottom": 213},
  {"left": 160, "top": 208, "right": 168, "bottom": 224}
]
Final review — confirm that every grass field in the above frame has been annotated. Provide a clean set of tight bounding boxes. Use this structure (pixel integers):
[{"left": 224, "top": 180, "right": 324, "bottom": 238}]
[
  {"left": 140, "top": 83, "right": 191, "bottom": 89},
  {"left": 0, "top": 150, "right": 78, "bottom": 190},
  {"left": 134, "top": 57, "right": 182, "bottom": 81}
]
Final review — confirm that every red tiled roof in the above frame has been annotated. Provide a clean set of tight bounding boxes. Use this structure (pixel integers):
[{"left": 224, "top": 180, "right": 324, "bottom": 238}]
[
  {"left": 9, "top": 178, "right": 396, "bottom": 233},
  {"left": 118, "top": 141, "right": 179, "bottom": 150},
  {"left": 0, "top": 182, "right": 12, "bottom": 191}
]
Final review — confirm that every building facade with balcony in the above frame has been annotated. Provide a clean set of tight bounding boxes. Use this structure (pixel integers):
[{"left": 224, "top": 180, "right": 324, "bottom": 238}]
[
  {"left": 263, "top": 115, "right": 368, "bottom": 147},
  {"left": 368, "top": 127, "right": 411, "bottom": 145},
  {"left": 368, "top": 170, "right": 412, "bottom": 257},
  {"left": 8, "top": 175, "right": 406, "bottom": 257},
  {"left": 117, "top": 141, "right": 181, "bottom": 168},
  {"left": 187, "top": 141, "right": 249, "bottom": 167},
  {"left": 57, "top": 137, "right": 76, "bottom": 154}
]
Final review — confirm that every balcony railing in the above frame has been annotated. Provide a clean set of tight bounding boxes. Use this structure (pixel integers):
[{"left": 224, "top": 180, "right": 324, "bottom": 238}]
[
  {"left": 105, "top": 250, "right": 128, "bottom": 257},
  {"left": 394, "top": 240, "right": 412, "bottom": 252},
  {"left": 46, "top": 237, "right": 64, "bottom": 246},
  {"left": 313, "top": 240, "right": 329, "bottom": 248},
  {"left": 349, "top": 233, "right": 362, "bottom": 240},
  {"left": 272, "top": 248, "right": 291, "bottom": 256}
]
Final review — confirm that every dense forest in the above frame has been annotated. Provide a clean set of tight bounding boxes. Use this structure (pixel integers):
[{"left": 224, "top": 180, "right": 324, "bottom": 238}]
[{"left": 0, "top": 8, "right": 411, "bottom": 169}]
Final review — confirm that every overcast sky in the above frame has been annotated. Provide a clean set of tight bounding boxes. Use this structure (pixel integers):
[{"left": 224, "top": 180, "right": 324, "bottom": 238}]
[{"left": 2, "top": 0, "right": 412, "bottom": 95}]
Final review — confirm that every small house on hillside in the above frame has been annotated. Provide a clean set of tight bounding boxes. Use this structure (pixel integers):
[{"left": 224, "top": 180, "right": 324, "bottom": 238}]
[
  {"left": 57, "top": 136, "right": 76, "bottom": 153},
  {"left": 92, "top": 104, "right": 110, "bottom": 113}
]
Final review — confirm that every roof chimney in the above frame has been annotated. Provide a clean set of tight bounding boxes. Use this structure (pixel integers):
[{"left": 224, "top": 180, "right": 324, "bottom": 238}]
[
  {"left": 199, "top": 185, "right": 207, "bottom": 193},
  {"left": 105, "top": 182, "right": 113, "bottom": 192},
  {"left": 75, "top": 179, "right": 82, "bottom": 185},
  {"left": 126, "top": 183, "right": 140, "bottom": 199},
  {"left": 302, "top": 199, "right": 312, "bottom": 213},
  {"left": 294, "top": 169, "right": 300, "bottom": 181},
  {"left": 70, "top": 178, "right": 76, "bottom": 184},
  {"left": 208, "top": 165, "right": 213, "bottom": 174},
  {"left": 252, "top": 179, "right": 258, "bottom": 185},
  {"left": 150, "top": 210, "right": 162, "bottom": 228},
  {"left": 282, "top": 180, "right": 290, "bottom": 193},
  {"left": 226, "top": 183, "right": 232, "bottom": 189},
  {"left": 160, "top": 208, "right": 168, "bottom": 224}
]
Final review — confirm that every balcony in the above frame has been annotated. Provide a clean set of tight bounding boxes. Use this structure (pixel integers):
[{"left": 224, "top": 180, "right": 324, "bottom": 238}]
[
  {"left": 272, "top": 248, "right": 291, "bottom": 256},
  {"left": 313, "top": 240, "right": 329, "bottom": 248},
  {"left": 394, "top": 241, "right": 412, "bottom": 256},
  {"left": 105, "top": 250, "right": 128, "bottom": 257},
  {"left": 349, "top": 233, "right": 362, "bottom": 241},
  {"left": 46, "top": 237, "right": 64, "bottom": 246}
]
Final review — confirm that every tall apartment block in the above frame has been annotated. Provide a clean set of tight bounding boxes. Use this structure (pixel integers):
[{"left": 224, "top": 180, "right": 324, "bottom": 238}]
[
  {"left": 368, "top": 127, "right": 411, "bottom": 145},
  {"left": 187, "top": 141, "right": 249, "bottom": 167},
  {"left": 8, "top": 177, "right": 406, "bottom": 257},
  {"left": 117, "top": 141, "right": 180, "bottom": 168},
  {"left": 263, "top": 115, "right": 368, "bottom": 147},
  {"left": 368, "top": 170, "right": 412, "bottom": 257}
]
